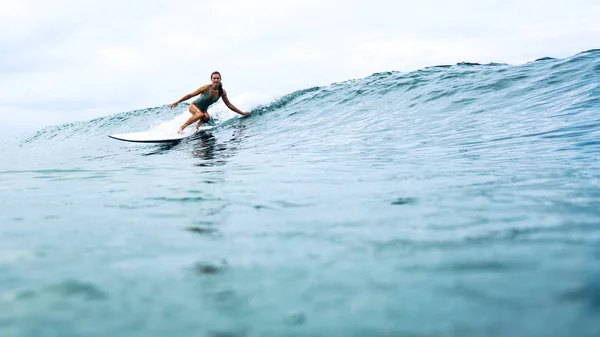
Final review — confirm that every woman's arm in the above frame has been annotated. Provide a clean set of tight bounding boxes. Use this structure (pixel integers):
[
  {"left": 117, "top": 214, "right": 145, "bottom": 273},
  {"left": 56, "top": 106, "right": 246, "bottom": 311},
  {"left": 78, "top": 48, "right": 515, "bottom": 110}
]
[
  {"left": 222, "top": 89, "right": 250, "bottom": 115},
  {"left": 169, "top": 85, "right": 209, "bottom": 109}
]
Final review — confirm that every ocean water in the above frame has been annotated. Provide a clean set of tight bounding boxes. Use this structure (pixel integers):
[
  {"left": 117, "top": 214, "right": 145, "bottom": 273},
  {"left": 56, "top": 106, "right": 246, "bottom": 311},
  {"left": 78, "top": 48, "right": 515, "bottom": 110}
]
[{"left": 1, "top": 49, "right": 599, "bottom": 337}]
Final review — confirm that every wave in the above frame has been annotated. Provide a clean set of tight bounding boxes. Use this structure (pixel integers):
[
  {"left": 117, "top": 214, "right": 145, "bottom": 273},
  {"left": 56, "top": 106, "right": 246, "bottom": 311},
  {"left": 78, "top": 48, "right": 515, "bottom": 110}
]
[{"left": 3, "top": 49, "right": 598, "bottom": 155}]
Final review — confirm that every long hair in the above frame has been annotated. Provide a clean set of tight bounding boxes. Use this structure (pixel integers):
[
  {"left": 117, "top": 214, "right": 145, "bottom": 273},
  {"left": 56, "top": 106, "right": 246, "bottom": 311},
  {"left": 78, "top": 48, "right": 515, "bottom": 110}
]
[{"left": 211, "top": 71, "right": 223, "bottom": 96}]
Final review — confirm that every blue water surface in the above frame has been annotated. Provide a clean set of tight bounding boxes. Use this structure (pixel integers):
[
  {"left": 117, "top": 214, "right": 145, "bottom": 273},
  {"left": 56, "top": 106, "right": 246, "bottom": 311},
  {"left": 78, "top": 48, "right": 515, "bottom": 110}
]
[{"left": 1, "top": 50, "right": 599, "bottom": 337}]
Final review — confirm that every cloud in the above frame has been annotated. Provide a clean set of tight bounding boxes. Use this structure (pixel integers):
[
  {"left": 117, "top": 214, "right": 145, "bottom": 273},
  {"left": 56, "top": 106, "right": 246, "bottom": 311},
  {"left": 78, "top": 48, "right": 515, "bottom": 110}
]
[{"left": 0, "top": 0, "right": 598, "bottom": 136}]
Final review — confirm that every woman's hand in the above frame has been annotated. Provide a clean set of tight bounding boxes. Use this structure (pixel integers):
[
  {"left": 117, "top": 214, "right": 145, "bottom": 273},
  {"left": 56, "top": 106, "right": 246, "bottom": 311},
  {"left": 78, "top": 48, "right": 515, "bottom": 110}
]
[{"left": 169, "top": 102, "right": 178, "bottom": 109}]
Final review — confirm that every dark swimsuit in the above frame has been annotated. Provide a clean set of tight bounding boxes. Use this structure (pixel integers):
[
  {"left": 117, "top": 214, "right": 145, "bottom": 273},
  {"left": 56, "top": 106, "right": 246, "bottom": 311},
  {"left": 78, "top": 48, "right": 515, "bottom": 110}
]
[{"left": 194, "top": 87, "right": 221, "bottom": 111}]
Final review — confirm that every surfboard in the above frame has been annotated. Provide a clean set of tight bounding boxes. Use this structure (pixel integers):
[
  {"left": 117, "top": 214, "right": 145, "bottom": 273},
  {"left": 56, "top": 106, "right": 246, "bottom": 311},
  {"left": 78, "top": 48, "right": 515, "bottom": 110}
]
[{"left": 108, "top": 126, "right": 214, "bottom": 143}]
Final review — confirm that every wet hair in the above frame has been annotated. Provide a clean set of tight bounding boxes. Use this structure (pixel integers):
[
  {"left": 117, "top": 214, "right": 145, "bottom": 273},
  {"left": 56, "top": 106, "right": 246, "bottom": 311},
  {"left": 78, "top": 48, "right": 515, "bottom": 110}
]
[{"left": 211, "top": 71, "right": 223, "bottom": 96}]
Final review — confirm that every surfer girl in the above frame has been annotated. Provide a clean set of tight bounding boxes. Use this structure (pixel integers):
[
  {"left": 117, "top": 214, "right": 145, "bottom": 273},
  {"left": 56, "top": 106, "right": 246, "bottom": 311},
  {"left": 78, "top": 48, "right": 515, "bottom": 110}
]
[{"left": 169, "top": 71, "right": 250, "bottom": 134}]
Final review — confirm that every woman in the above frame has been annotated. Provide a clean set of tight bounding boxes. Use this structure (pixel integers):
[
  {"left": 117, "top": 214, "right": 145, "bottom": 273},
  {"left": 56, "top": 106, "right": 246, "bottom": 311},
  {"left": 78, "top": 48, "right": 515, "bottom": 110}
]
[{"left": 169, "top": 71, "right": 250, "bottom": 134}]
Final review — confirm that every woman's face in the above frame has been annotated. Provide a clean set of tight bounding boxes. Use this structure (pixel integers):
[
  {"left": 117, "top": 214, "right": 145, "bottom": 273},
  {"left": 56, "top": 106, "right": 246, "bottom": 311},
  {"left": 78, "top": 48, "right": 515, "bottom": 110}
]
[{"left": 211, "top": 74, "right": 221, "bottom": 86}]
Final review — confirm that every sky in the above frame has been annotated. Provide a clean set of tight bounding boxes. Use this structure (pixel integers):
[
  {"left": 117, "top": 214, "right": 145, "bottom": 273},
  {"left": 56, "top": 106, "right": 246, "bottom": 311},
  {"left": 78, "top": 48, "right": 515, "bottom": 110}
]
[{"left": 0, "top": 0, "right": 598, "bottom": 138}]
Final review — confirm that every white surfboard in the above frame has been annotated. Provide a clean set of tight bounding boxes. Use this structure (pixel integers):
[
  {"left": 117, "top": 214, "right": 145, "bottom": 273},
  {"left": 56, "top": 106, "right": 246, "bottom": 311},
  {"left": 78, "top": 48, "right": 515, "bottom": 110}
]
[{"left": 108, "top": 125, "right": 214, "bottom": 143}]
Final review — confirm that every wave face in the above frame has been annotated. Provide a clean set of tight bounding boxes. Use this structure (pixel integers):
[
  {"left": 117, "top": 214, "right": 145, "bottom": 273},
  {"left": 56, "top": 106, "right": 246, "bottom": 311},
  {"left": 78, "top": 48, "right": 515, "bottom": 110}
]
[{"left": 1, "top": 49, "right": 599, "bottom": 336}]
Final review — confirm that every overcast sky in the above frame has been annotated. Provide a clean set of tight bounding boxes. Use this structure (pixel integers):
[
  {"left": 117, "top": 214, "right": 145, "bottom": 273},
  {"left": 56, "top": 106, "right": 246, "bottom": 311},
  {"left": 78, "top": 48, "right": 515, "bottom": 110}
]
[{"left": 0, "top": 0, "right": 598, "bottom": 137}]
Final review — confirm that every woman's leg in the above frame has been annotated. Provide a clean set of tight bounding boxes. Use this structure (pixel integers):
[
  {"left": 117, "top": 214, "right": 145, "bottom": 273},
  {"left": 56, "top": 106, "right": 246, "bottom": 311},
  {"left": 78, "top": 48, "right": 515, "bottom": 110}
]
[
  {"left": 194, "top": 114, "right": 209, "bottom": 129},
  {"left": 178, "top": 104, "right": 209, "bottom": 134}
]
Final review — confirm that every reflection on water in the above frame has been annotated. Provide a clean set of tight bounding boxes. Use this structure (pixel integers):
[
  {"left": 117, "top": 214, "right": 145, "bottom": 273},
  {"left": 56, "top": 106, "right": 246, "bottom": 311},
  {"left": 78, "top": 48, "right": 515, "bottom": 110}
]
[
  {"left": 139, "top": 121, "right": 248, "bottom": 161},
  {"left": 141, "top": 141, "right": 183, "bottom": 156},
  {"left": 192, "top": 124, "right": 247, "bottom": 167},
  {"left": 192, "top": 132, "right": 223, "bottom": 166}
]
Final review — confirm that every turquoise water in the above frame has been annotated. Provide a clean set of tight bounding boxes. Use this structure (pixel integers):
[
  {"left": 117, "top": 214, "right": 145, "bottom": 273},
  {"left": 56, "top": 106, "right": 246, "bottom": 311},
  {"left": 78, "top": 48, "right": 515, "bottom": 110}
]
[{"left": 1, "top": 50, "right": 599, "bottom": 336}]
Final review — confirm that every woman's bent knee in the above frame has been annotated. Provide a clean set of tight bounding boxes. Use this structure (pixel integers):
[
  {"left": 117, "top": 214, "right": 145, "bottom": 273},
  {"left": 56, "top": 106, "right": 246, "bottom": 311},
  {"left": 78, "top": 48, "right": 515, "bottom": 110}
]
[{"left": 189, "top": 103, "right": 201, "bottom": 115}]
